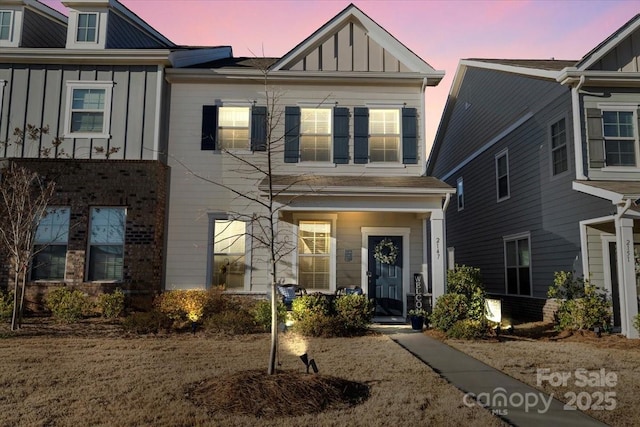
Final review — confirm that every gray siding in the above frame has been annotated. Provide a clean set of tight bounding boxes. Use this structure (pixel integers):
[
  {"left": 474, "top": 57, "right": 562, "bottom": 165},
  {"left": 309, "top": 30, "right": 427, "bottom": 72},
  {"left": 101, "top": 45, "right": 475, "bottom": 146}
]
[
  {"left": 589, "top": 30, "right": 640, "bottom": 72},
  {"left": 105, "top": 11, "right": 168, "bottom": 49},
  {"left": 21, "top": 9, "right": 66, "bottom": 48},
  {"left": 443, "top": 89, "right": 612, "bottom": 297},
  {"left": 431, "top": 68, "right": 567, "bottom": 178},
  {"left": 0, "top": 63, "right": 161, "bottom": 160}
]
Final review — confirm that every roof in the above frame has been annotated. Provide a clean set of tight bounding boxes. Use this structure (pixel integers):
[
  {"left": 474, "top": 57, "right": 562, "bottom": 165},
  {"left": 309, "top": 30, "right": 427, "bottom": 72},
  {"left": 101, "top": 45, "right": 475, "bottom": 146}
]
[
  {"left": 573, "top": 180, "right": 640, "bottom": 203},
  {"left": 186, "top": 56, "right": 279, "bottom": 70},
  {"left": 577, "top": 13, "right": 640, "bottom": 70},
  {"left": 260, "top": 175, "right": 454, "bottom": 195},
  {"left": 466, "top": 59, "right": 577, "bottom": 71}
]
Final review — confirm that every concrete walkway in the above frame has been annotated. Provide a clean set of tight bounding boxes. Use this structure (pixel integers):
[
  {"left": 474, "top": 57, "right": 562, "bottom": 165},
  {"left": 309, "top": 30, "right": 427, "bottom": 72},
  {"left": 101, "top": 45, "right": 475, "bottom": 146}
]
[{"left": 373, "top": 325, "right": 609, "bottom": 427}]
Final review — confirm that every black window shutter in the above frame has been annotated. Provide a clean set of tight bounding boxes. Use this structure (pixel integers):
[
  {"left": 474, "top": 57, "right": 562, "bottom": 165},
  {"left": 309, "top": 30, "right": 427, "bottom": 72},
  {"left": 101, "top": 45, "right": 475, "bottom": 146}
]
[
  {"left": 586, "top": 108, "right": 604, "bottom": 168},
  {"left": 251, "top": 106, "right": 267, "bottom": 151},
  {"left": 333, "top": 107, "right": 349, "bottom": 164},
  {"left": 402, "top": 107, "right": 417, "bottom": 164},
  {"left": 284, "top": 106, "right": 300, "bottom": 163},
  {"left": 201, "top": 105, "right": 218, "bottom": 150},
  {"left": 353, "top": 107, "right": 369, "bottom": 164}
]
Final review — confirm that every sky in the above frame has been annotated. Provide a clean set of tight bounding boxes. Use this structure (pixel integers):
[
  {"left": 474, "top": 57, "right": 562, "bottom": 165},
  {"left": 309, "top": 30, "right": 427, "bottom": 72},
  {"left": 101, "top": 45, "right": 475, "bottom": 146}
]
[{"left": 41, "top": 0, "right": 639, "bottom": 145}]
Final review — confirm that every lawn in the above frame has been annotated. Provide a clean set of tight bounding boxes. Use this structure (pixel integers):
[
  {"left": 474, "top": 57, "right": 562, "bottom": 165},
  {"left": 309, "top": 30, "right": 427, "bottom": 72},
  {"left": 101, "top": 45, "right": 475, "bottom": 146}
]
[
  {"left": 436, "top": 323, "right": 640, "bottom": 427},
  {"left": 0, "top": 320, "right": 504, "bottom": 427}
]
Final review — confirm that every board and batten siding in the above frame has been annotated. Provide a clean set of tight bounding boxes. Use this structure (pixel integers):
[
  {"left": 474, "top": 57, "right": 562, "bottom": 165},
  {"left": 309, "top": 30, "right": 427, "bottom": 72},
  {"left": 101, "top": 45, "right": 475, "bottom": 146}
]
[
  {"left": 443, "top": 90, "right": 612, "bottom": 297},
  {"left": 164, "top": 80, "right": 426, "bottom": 290},
  {"left": 431, "top": 67, "right": 567, "bottom": 178},
  {"left": 588, "top": 30, "right": 640, "bottom": 72},
  {"left": 0, "top": 63, "right": 164, "bottom": 161},
  {"left": 22, "top": 8, "right": 66, "bottom": 48}
]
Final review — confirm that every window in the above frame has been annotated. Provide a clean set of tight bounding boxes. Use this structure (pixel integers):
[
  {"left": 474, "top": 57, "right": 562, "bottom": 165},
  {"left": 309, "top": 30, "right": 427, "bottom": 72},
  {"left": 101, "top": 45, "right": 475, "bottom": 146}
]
[
  {"left": 65, "top": 82, "right": 112, "bottom": 138},
  {"left": 456, "top": 177, "right": 464, "bottom": 211},
  {"left": 369, "top": 109, "right": 400, "bottom": 162},
  {"left": 76, "top": 13, "right": 98, "bottom": 43},
  {"left": 213, "top": 220, "right": 246, "bottom": 289},
  {"left": 504, "top": 234, "right": 531, "bottom": 295},
  {"left": 495, "top": 150, "right": 510, "bottom": 201},
  {"left": 298, "top": 221, "right": 330, "bottom": 289},
  {"left": 551, "top": 118, "right": 568, "bottom": 175},
  {"left": 603, "top": 110, "right": 637, "bottom": 166},
  {"left": 32, "top": 208, "right": 70, "bottom": 280},
  {"left": 300, "top": 108, "right": 331, "bottom": 162},
  {"left": 88, "top": 207, "right": 125, "bottom": 281},
  {"left": 0, "top": 11, "right": 13, "bottom": 41},
  {"left": 218, "top": 107, "right": 250, "bottom": 150}
]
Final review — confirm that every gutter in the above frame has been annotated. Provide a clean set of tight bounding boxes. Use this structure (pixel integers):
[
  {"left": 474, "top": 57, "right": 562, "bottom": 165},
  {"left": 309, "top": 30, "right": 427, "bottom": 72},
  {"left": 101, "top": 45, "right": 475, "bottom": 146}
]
[
  {"left": 571, "top": 75, "right": 587, "bottom": 180},
  {"left": 421, "top": 77, "right": 428, "bottom": 176}
]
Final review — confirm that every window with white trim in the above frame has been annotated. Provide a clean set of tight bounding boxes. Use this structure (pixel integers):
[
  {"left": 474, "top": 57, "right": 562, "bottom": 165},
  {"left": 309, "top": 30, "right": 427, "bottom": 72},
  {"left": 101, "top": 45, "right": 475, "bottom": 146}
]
[
  {"left": 369, "top": 109, "right": 400, "bottom": 162},
  {"left": 550, "top": 118, "right": 568, "bottom": 175},
  {"left": 218, "top": 107, "right": 250, "bottom": 150},
  {"left": 88, "top": 207, "right": 125, "bottom": 281},
  {"left": 65, "top": 81, "right": 112, "bottom": 138},
  {"left": 504, "top": 234, "right": 531, "bottom": 295},
  {"left": 213, "top": 220, "right": 246, "bottom": 289},
  {"left": 0, "top": 10, "right": 13, "bottom": 41},
  {"left": 456, "top": 177, "right": 464, "bottom": 211},
  {"left": 300, "top": 108, "right": 331, "bottom": 162},
  {"left": 32, "top": 207, "right": 70, "bottom": 280},
  {"left": 298, "top": 220, "right": 331, "bottom": 289},
  {"left": 76, "top": 13, "right": 98, "bottom": 43},
  {"left": 603, "top": 110, "right": 637, "bottom": 167},
  {"left": 495, "top": 150, "right": 510, "bottom": 201}
]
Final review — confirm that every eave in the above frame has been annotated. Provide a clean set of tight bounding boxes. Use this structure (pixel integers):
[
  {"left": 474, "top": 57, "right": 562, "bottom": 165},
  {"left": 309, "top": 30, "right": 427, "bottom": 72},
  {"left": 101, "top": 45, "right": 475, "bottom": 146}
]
[
  {"left": 0, "top": 48, "right": 173, "bottom": 65},
  {"left": 557, "top": 69, "right": 640, "bottom": 87},
  {"left": 165, "top": 68, "right": 443, "bottom": 86}
]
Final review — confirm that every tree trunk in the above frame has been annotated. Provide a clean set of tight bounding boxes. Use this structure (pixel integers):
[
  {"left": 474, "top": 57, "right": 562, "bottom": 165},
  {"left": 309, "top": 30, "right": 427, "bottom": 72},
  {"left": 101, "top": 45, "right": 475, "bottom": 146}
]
[
  {"left": 268, "top": 255, "right": 278, "bottom": 375},
  {"left": 18, "top": 266, "right": 27, "bottom": 329},
  {"left": 10, "top": 264, "right": 20, "bottom": 331}
]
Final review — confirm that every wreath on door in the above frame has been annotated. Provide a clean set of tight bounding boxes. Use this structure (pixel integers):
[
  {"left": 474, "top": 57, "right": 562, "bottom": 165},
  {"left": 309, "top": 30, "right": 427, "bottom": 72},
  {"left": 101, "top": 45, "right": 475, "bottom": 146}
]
[{"left": 373, "top": 238, "right": 398, "bottom": 265}]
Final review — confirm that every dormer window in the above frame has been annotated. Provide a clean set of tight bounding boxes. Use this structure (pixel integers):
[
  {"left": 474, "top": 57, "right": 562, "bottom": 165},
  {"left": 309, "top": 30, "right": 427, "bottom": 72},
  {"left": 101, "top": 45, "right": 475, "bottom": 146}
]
[
  {"left": 76, "top": 13, "right": 98, "bottom": 43},
  {"left": 0, "top": 11, "right": 14, "bottom": 41}
]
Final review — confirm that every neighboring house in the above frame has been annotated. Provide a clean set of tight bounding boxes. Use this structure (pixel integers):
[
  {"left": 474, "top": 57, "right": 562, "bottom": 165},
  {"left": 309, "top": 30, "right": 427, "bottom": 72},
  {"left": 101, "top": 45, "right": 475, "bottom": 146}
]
[
  {"left": 427, "top": 14, "right": 640, "bottom": 337},
  {"left": 0, "top": 0, "right": 180, "bottom": 307},
  {"left": 164, "top": 4, "right": 453, "bottom": 318}
]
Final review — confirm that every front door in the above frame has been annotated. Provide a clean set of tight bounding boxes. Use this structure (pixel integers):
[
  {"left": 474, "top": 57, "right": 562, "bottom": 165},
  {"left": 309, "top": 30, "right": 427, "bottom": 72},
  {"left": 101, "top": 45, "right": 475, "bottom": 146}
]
[{"left": 368, "top": 235, "right": 403, "bottom": 316}]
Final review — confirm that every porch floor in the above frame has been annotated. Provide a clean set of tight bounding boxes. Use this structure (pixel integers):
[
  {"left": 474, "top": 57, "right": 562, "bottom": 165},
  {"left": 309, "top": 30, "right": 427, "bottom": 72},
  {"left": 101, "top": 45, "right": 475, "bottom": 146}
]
[{"left": 372, "top": 316, "right": 407, "bottom": 325}]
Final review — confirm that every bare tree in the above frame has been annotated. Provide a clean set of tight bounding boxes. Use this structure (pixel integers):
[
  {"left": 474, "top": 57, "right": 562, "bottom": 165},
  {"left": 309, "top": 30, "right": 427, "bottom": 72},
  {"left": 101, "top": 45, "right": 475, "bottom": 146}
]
[
  {"left": 169, "top": 59, "right": 329, "bottom": 374},
  {"left": 0, "top": 161, "right": 55, "bottom": 330}
]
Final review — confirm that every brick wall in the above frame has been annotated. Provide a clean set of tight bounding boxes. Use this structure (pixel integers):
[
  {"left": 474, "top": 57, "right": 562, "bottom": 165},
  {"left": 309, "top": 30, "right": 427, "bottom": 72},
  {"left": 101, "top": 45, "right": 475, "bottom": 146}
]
[{"left": 1, "top": 159, "right": 168, "bottom": 311}]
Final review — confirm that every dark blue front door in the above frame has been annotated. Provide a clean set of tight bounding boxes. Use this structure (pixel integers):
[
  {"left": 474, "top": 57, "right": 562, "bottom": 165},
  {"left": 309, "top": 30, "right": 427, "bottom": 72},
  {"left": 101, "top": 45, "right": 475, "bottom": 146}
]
[{"left": 368, "top": 235, "right": 403, "bottom": 316}]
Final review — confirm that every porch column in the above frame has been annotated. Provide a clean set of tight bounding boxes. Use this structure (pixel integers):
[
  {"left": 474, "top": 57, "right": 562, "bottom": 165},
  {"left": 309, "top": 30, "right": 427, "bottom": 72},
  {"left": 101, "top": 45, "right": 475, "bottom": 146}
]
[
  {"left": 616, "top": 216, "right": 638, "bottom": 338},
  {"left": 430, "top": 209, "right": 445, "bottom": 303}
]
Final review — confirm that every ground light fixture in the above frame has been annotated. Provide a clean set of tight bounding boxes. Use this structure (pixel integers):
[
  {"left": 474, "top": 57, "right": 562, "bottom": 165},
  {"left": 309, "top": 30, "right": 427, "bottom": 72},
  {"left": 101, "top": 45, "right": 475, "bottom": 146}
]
[{"left": 299, "top": 353, "right": 319, "bottom": 374}]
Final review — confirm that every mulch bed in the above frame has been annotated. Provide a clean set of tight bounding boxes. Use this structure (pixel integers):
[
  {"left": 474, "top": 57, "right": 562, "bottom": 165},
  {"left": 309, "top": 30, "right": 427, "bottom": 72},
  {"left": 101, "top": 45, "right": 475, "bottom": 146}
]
[{"left": 186, "top": 369, "right": 370, "bottom": 418}]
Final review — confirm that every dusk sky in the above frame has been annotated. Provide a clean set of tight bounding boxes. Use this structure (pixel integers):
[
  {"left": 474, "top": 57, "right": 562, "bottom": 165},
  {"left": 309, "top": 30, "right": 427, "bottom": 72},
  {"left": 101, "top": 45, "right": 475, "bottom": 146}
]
[{"left": 42, "top": 0, "right": 639, "bottom": 144}]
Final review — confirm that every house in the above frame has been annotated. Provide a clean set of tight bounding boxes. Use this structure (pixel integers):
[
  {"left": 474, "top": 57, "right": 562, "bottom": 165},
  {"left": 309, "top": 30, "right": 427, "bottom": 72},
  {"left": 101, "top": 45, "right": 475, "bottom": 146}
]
[
  {"left": 163, "top": 4, "right": 453, "bottom": 318},
  {"left": 0, "top": 0, "right": 181, "bottom": 307},
  {"left": 427, "top": 14, "right": 640, "bottom": 337}
]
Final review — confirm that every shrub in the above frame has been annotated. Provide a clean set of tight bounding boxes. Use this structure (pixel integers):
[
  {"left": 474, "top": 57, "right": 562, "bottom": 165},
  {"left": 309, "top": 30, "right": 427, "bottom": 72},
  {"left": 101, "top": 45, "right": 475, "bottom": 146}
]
[
  {"left": 253, "top": 300, "right": 288, "bottom": 332},
  {"left": 447, "top": 318, "right": 489, "bottom": 339},
  {"left": 291, "top": 311, "right": 346, "bottom": 338},
  {"left": 0, "top": 290, "right": 13, "bottom": 320},
  {"left": 97, "top": 289, "right": 125, "bottom": 319},
  {"left": 45, "top": 287, "right": 89, "bottom": 323},
  {"left": 290, "top": 293, "right": 332, "bottom": 321},
  {"left": 633, "top": 313, "right": 640, "bottom": 334},
  {"left": 155, "top": 290, "right": 210, "bottom": 322},
  {"left": 203, "top": 309, "right": 257, "bottom": 335},
  {"left": 431, "top": 293, "right": 468, "bottom": 332},
  {"left": 548, "top": 271, "right": 587, "bottom": 300},
  {"left": 447, "top": 265, "right": 486, "bottom": 321},
  {"left": 334, "top": 294, "right": 374, "bottom": 333},
  {"left": 554, "top": 283, "right": 612, "bottom": 332},
  {"left": 122, "top": 311, "right": 171, "bottom": 334}
]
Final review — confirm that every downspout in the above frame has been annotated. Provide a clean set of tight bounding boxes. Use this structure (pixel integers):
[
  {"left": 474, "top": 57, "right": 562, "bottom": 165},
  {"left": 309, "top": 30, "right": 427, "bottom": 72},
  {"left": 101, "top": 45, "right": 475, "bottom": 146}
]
[
  {"left": 571, "top": 75, "right": 587, "bottom": 180},
  {"left": 153, "top": 64, "right": 165, "bottom": 160},
  {"left": 421, "top": 77, "right": 428, "bottom": 176},
  {"left": 442, "top": 192, "right": 451, "bottom": 291}
]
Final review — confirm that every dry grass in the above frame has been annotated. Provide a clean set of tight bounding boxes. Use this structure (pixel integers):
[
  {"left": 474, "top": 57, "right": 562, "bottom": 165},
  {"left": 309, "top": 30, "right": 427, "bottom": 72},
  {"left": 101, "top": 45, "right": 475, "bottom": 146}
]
[
  {"left": 436, "top": 323, "right": 640, "bottom": 427},
  {"left": 0, "top": 319, "right": 505, "bottom": 427}
]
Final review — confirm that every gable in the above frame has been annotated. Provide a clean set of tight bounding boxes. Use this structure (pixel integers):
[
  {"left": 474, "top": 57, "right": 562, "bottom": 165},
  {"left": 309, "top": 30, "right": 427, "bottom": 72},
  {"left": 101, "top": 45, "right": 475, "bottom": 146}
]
[
  {"left": 284, "top": 19, "right": 411, "bottom": 73},
  {"left": 578, "top": 13, "right": 640, "bottom": 71},
  {"left": 272, "top": 4, "right": 441, "bottom": 79}
]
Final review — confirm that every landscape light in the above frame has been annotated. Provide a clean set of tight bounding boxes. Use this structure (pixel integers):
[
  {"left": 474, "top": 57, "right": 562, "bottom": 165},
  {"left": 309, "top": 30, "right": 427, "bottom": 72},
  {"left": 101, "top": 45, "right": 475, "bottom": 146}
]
[{"left": 299, "top": 353, "right": 319, "bottom": 374}]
